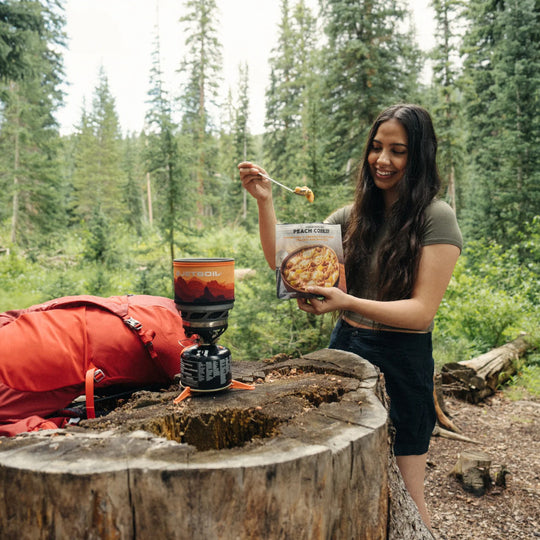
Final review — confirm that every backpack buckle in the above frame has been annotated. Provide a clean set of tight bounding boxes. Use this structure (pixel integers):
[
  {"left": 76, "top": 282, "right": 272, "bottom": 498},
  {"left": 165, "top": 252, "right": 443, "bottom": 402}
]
[
  {"left": 124, "top": 317, "right": 142, "bottom": 331},
  {"left": 93, "top": 369, "right": 106, "bottom": 383}
]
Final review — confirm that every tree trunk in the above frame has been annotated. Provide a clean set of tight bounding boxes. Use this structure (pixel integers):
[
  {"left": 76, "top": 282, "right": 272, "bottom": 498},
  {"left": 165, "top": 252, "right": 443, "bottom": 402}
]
[
  {"left": 0, "top": 349, "right": 432, "bottom": 539},
  {"left": 441, "top": 335, "right": 534, "bottom": 403},
  {"left": 10, "top": 81, "right": 21, "bottom": 245},
  {"left": 146, "top": 170, "right": 153, "bottom": 225}
]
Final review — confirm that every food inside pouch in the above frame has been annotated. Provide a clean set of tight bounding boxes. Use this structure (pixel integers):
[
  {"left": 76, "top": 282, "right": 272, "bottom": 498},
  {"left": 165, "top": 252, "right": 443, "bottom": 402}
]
[{"left": 282, "top": 245, "right": 339, "bottom": 291}]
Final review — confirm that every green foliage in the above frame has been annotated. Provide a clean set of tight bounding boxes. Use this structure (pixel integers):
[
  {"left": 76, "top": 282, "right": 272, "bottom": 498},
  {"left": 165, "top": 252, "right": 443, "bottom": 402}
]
[
  {"left": 0, "top": 0, "right": 538, "bottom": 398},
  {"left": 70, "top": 69, "right": 126, "bottom": 224},
  {"left": 0, "top": 216, "right": 538, "bottom": 398},
  {"left": 0, "top": 0, "right": 52, "bottom": 82},
  {"left": 0, "top": 252, "right": 43, "bottom": 309},
  {"left": 318, "top": 0, "right": 422, "bottom": 176},
  {"left": 178, "top": 0, "right": 222, "bottom": 220},
  {"left": 505, "top": 350, "right": 540, "bottom": 400},
  {"left": 0, "top": 226, "right": 178, "bottom": 309},
  {"left": 434, "top": 221, "right": 540, "bottom": 367},
  {"left": 460, "top": 0, "right": 540, "bottom": 245},
  {"left": 0, "top": 0, "right": 66, "bottom": 246},
  {"left": 82, "top": 207, "right": 117, "bottom": 265}
]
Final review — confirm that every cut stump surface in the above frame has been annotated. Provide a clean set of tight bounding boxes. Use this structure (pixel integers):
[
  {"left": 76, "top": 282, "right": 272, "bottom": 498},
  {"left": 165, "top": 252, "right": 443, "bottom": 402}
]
[{"left": 0, "top": 349, "right": 395, "bottom": 540}]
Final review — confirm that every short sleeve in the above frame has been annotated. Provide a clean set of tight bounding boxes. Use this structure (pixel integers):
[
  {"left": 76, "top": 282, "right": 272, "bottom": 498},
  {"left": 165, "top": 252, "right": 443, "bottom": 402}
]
[
  {"left": 324, "top": 205, "right": 353, "bottom": 227},
  {"left": 423, "top": 199, "right": 463, "bottom": 252}
]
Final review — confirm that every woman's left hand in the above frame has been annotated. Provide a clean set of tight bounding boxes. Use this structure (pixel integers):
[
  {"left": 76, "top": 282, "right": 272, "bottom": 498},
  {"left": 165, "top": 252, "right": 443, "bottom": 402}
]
[{"left": 296, "top": 286, "right": 348, "bottom": 315}]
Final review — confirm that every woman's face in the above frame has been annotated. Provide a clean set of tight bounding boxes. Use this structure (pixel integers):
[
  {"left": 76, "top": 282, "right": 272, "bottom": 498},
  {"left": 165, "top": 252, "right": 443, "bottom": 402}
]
[{"left": 367, "top": 118, "right": 408, "bottom": 204}]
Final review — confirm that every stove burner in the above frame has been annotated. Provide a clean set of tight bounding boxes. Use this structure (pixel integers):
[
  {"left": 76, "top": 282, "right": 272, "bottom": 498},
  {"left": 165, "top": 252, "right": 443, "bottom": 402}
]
[
  {"left": 176, "top": 302, "right": 232, "bottom": 345},
  {"left": 172, "top": 258, "right": 254, "bottom": 402}
]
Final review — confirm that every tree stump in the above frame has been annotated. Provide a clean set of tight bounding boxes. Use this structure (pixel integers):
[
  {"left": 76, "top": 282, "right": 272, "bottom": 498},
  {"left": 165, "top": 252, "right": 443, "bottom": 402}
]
[
  {"left": 450, "top": 449, "right": 493, "bottom": 496},
  {"left": 0, "top": 349, "right": 433, "bottom": 539}
]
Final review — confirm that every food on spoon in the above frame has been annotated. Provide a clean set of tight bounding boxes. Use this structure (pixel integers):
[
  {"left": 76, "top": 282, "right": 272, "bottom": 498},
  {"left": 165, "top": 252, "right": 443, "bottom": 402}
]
[{"left": 294, "top": 186, "right": 315, "bottom": 203}]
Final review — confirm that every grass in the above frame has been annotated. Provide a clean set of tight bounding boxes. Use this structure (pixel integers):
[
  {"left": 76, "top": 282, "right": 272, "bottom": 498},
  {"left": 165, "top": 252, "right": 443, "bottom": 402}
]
[{"left": 503, "top": 359, "right": 540, "bottom": 401}]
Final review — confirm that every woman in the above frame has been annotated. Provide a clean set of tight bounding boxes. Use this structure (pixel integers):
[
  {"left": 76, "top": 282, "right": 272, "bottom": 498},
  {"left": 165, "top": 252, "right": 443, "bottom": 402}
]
[{"left": 238, "top": 104, "right": 462, "bottom": 529}]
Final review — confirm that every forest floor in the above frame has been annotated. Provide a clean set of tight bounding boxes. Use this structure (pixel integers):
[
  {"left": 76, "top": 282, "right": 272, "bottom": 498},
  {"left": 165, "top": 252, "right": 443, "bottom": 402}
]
[{"left": 425, "top": 392, "right": 539, "bottom": 540}]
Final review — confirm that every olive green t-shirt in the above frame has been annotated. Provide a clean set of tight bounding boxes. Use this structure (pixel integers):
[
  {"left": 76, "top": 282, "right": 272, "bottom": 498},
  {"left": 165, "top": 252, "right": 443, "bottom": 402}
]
[{"left": 325, "top": 199, "right": 463, "bottom": 332}]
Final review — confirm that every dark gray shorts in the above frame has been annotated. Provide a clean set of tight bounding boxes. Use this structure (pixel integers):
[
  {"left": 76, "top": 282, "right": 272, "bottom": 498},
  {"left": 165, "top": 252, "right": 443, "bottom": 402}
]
[{"left": 329, "top": 318, "right": 436, "bottom": 456}]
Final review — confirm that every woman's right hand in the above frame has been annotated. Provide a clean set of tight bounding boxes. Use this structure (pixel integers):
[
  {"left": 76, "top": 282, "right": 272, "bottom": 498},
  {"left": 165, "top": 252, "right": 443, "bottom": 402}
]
[{"left": 238, "top": 162, "right": 273, "bottom": 202}]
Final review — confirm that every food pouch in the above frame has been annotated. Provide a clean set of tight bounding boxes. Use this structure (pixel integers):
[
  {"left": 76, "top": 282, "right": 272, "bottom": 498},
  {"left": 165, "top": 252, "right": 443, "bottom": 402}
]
[{"left": 275, "top": 223, "right": 347, "bottom": 299}]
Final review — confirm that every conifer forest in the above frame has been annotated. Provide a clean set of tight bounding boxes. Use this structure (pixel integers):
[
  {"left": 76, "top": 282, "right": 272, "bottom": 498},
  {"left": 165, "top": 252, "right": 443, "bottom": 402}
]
[{"left": 0, "top": 0, "right": 538, "bottom": 387}]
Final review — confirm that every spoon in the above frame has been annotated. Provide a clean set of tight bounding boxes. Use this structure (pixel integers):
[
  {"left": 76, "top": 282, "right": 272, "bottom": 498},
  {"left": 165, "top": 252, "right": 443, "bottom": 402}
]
[{"left": 258, "top": 172, "right": 314, "bottom": 203}]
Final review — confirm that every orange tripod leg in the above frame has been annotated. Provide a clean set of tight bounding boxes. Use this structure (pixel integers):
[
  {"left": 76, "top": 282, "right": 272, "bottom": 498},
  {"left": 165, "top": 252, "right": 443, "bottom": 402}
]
[
  {"left": 230, "top": 380, "right": 255, "bottom": 391},
  {"left": 173, "top": 387, "right": 193, "bottom": 404}
]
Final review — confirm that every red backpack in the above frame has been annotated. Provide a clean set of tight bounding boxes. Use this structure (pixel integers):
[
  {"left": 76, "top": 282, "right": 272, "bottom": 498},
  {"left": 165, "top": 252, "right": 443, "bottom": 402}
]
[{"left": 0, "top": 294, "right": 195, "bottom": 436}]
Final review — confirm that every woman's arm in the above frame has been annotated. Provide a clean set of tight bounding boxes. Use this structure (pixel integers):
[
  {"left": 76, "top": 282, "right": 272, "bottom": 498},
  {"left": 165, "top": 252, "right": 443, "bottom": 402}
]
[
  {"left": 238, "top": 162, "right": 278, "bottom": 269},
  {"left": 298, "top": 243, "right": 460, "bottom": 330}
]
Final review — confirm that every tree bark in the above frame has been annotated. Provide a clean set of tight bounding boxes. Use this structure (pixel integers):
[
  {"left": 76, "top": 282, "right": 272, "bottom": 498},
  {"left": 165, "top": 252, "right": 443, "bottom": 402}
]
[
  {"left": 441, "top": 335, "right": 534, "bottom": 403},
  {"left": 0, "top": 349, "right": 433, "bottom": 539}
]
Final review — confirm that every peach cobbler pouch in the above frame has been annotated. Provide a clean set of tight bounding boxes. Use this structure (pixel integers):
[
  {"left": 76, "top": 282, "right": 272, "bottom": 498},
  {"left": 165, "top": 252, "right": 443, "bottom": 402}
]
[{"left": 275, "top": 223, "right": 347, "bottom": 299}]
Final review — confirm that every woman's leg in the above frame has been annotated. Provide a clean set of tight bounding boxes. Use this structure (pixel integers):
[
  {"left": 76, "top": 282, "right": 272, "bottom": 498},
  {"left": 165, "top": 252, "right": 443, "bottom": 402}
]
[
  {"left": 330, "top": 324, "right": 434, "bottom": 529},
  {"left": 396, "top": 453, "right": 432, "bottom": 530}
]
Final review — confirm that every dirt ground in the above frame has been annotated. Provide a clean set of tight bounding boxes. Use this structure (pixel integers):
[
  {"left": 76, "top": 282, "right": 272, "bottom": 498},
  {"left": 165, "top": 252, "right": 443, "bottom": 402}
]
[{"left": 425, "top": 392, "right": 539, "bottom": 540}]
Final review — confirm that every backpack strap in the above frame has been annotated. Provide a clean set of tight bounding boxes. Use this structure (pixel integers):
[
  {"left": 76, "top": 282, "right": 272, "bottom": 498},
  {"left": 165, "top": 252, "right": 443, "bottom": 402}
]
[
  {"left": 83, "top": 316, "right": 160, "bottom": 419},
  {"left": 123, "top": 316, "right": 158, "bottom": 360},
  {"left": 84, "top": 367, "right": 106, "bottom": 419},
  {"left": 44, "top": 295, "right": 129, "bottom": 318}
]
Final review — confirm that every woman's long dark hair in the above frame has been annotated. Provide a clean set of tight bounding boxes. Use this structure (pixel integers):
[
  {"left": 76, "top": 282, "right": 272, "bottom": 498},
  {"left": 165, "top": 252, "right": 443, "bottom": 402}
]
[{"left": 343, "top": 104, "right": 441, "bottom": 301}]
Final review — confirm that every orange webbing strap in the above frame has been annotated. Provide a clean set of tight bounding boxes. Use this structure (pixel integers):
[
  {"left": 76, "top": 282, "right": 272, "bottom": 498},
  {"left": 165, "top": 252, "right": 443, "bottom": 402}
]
[
  {"left": 123, "top": 317, "right": 158, "bottom": 360},
  {"left": 85, "top": 367, "right": 105, "bottom": 419}
]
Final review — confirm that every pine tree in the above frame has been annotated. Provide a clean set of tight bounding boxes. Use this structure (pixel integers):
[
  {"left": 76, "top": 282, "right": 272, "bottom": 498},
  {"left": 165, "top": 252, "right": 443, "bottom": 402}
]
[
  {"left": 460, "top": 0, "right": 540, "bottom": 244},
  {"left": 264, "top": 0, "right": 295, "bottom": 178},
  {"left": 122, "top": 134, "right": 144, "bottom": 236},
  {"left": 233, "top": 63, "right": 256, "bottom": 221},
  {"left": 318, "top": 0, "right": 422, "bottom": 179},
  {"left": 234, "top": 63, "right": 255, "bottom": 169},
  {"left": 216, "top": 63, "right": 256, "bottom": 225},
  {"left": 429, "top": 0, "right": 466, "bottom": 211},
  {"left": 71, "top": 68, "right": 126, "bottom": 223},
  {"left": 178, "top": 0, "right": 223, "bottom": 219},
  {"left": 145, "top": 27, "right": 189, "bottom": 260},
  {"left": 264, "top": 0, "right": 318, "bottom": 184},
  {"left": 0, "top": 0, "right": 66, "bottom": 247},
  {"left": 0, "top": 0, "right": 44, "bottom": 81}
]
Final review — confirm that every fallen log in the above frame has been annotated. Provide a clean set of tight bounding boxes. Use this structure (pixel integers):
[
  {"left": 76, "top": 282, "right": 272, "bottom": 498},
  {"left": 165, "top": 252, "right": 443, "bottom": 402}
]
[
  {"left": 0, "top": 349, "right": 433, "bottom": 540},
  {"left": 441, "top": 334, "right": 534, "bottom": 403}
]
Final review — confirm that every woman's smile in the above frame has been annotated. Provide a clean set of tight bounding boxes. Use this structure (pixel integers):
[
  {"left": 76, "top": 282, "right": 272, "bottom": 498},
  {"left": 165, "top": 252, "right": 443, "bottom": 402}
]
[
  {"left": 368, "top": 118, "right": 408, "bottom": 204},
  {"left": 374, "top": 168, "right": 397, "bottom": 178}
]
